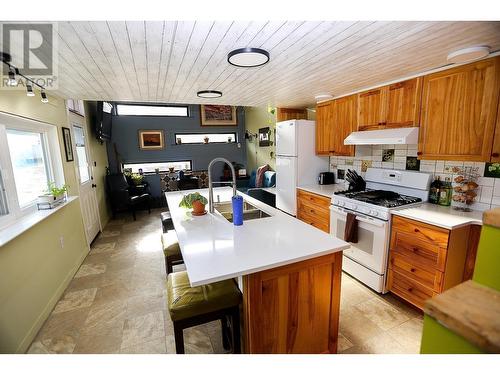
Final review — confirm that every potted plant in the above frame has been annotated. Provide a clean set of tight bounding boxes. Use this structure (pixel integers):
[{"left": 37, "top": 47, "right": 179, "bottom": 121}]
[
  {"left": 179, "top": 192, "right": 208, "bottom": 216},
  {"left": 38, "top": 182, "right": 68, "bottom": 204}
]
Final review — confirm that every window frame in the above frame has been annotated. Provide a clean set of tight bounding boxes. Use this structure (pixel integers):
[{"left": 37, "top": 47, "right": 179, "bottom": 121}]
[
  {"left": 116, "top": 104, "right": 190, "bottom": 117},
  {"left": 123, "top": 160, "right": 193, "bottom": 174},
  {"left": 174, "top": 132, "right": 238, "bottom": 145},
  {"left": 0, "top": 112, "right": 65, "bottom": 229}
]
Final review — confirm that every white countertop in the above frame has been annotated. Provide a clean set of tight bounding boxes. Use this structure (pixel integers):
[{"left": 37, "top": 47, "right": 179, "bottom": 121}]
[
  {"left": 392, "top": 203, "right": 483, "bottom": 230},
  {"left": 165, "top": 187, "right": 349, "bottom": 286},
  {"left": 297, "top": 183, "right": 346, "bottom": 198}
]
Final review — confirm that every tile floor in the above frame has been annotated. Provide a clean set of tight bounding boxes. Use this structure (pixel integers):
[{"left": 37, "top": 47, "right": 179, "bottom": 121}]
[{"left": 27, "top": 209, "right": 423, "bottom": 354}]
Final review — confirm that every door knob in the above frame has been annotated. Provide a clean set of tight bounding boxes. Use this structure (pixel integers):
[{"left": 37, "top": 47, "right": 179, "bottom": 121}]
[{"left": 92, "top": 184, "right": 97, "bottom": 188}]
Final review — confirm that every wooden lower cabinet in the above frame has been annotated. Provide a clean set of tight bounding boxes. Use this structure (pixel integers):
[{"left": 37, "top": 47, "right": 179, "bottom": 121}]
[
  {"left": 296, "top": 189, "right": 331, "bottom": 233},
  {"left": 387, "top": 215, "right": 476, "bottom": 309},
  {"left": 243, "top": 252, "right": 343, "bottom": 353}
]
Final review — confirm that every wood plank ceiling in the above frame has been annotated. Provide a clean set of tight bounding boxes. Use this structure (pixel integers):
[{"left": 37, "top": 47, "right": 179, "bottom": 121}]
[{"left": 8, "top": 21, "right": 500, "bottom": 107}]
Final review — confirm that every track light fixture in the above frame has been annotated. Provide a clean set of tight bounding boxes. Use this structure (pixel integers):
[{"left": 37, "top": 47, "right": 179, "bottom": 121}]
[
  {"left": 41, "top": 90, "right": 48, "bottom": 103},
  {"left": 26, "top": 82, "right": 35, "bottom": 97}
]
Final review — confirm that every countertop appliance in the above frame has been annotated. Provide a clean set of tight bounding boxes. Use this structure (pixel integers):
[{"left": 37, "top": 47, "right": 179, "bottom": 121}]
[
  {"left": 275, "top": 120, "right": 328, "bottom": 216},
  {"left": 319, "top": 172, "right": 335, "bottom": 185},
  {"left": 330, "top": 168, "right": 431, "bottom": 293}
]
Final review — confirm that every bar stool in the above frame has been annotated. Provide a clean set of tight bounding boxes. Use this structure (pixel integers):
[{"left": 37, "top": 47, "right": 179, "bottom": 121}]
[
  {"left": 161, "top": 231, "right": 184, "bottom": 274},
  {"left": 166, "top": 271, "right": 242, "bottom": 354},
  {"left": 160, "top": 211, "right": 174, "bottom": 232}
]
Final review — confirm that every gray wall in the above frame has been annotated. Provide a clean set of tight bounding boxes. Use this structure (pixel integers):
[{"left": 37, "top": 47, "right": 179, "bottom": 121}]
[{"left": 106, "top": 104, "right": 247, "bottom": 197}]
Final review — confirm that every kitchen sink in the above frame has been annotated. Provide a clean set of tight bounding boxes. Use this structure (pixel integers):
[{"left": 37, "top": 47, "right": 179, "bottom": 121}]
[{"left": 214, "top": 200, "right": 271, "bottom": 223}]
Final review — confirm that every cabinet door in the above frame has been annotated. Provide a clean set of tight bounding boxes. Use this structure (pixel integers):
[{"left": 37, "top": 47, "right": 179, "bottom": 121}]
[
  {"left": 331, "top": 95, "right": 356, "bottom": 156},
  {"left": 315, "top": 102, "right": 333, "bottom": 155},
  {"left": 419, "top": 57, "right": 500, "bottom": 161},
  {"left": 491, "top": 97, "right": 500, "bottom": 162},
  {"left": 357, "top": 88, "right": 385, "bottom": 131},
  {"left": 385, "top": 78, "right": 422, "bottom": 128}
]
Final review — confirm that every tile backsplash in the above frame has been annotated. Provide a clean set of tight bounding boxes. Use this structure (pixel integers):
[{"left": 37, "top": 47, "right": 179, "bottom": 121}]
[{"left": 329, "top": 144, "right": 500, "bottom": 211}]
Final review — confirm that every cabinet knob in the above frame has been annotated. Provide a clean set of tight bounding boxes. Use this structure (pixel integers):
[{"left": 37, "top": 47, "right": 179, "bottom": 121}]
[
  {"left": 412, "top": 247, "right": 419, "bottom": 253},
  {"left": 408, "top": 287, "right": 413, "bottom": 292},
  {"left": 492, "top": 152, "right": 499, "bottom": 158},
  {"left": 410, "top": 268, "right": 416, "bottom": 273},
  {"left": 416, "top": 151, "right": 423, "bottom": 156},
  {"left": 414, "top": 228, "right": 419, "bottom": 233}
]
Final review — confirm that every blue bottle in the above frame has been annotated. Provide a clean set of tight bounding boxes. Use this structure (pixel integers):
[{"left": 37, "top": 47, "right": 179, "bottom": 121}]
[{"left": 232, "top": 195, "right": 243, "bottom": 226}]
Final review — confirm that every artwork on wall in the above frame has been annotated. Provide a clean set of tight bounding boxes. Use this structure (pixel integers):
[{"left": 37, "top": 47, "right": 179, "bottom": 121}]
[
  {"left": 62, "top": 127, "right": 74, "bottom": 162},
  {"left": 382, "top": 149, "right": 395, "bottom": 162},
  {"left": 200, "top": 105, "right": 237, "bottom": 126},
  {"left": 259, "top": 127, "right": 271, "bottom": 147},
  {"left": 406, "top": 156, "right": 420, "bottom": 171},
  {"left": 138, "top": 130, "right": 165, "bottom": 150}
]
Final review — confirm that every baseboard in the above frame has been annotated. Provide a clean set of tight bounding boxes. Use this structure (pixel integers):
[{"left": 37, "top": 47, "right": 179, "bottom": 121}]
[{"left": 16, "top": 248, "right": 89, "bottom": 353}]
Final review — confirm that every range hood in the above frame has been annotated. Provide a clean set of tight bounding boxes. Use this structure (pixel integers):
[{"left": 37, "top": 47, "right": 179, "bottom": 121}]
[{"left": 344, "top": 127, "right": 419, "bottom": 145}]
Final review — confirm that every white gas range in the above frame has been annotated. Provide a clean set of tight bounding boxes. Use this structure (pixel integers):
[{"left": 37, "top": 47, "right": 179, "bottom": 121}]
[{"left": 330, "top": 168, "right": 431, "bottom": 293}]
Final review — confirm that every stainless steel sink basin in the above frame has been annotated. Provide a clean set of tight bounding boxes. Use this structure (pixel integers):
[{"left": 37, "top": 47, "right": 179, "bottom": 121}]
[{"left": 214, "top": 200, "right": 271, "bottom": 223}]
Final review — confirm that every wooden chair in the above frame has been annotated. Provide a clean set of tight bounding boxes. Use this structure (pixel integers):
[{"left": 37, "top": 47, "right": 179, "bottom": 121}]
[{"left": 166, "top": 271, "right": 242, "bottom": 354}]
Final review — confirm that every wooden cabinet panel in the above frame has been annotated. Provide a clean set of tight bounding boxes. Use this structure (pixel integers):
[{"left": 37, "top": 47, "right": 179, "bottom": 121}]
[
  {"left": 389, "top": 252, "right": 441, "bottom": 291},
  {"left": 315, "top": 102, "right": 332, "bottom": 155},
  {"left": 277, "top": 107, "right": 308, "bottom": 122},
  {"left": 391, "top": 231, "right": 447, "bottom": 272},
  {"left": 391, "top": 216, "right": 449, "bottom": 248},
  {"left": 297, "top": 189, "right": 330, "bottom": 233},
  {"left": 491, "top": 97, "right": 500, "bottom": 162},
  {"left": 385, "top": 78, "right": 422, "bottom": 128},
  {"left": 357, "top": 88, "right": 385, "bottom": 130},
  {"left": 243, "top": 252, "right": 342, "bottom": 353},
  {"left": 387, "top": 268, "right": 435, "bottom": 310},
  {"left": 419, "top": 57, "right": 500, "bottom": 161},
  {"left": 331, "top": 95, "right": 356, "bottom": 156}
]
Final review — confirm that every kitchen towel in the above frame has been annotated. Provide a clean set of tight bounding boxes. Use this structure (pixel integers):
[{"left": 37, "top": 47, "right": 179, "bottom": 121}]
[{"left": 344, "top": 212, "right": 358, "bottom": 243}]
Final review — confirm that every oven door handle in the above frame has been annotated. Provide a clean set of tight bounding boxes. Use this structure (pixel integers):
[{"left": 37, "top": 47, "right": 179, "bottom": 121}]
[{"left": 330, "top": 206, "right": 387, "bottom": 228}]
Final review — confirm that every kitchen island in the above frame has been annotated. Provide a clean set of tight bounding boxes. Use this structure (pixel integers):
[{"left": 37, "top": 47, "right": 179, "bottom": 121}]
[{"left": 165, "top": 187, "right": 349, "bottom": 354}]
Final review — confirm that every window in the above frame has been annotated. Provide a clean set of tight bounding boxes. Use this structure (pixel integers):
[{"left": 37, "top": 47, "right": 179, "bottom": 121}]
[
  {"left": 73, "top": 125, "right": 90, "bottom": 183},
  {"left": 175, "top": 133, "right": 237, "bottom": 144},
  {"left": 116, "top": 104, "right": 189, "bottom": 117},
  {"left": 0, "top": 112, "right": 65, "bottom": 228},
  {"left": 6, "top": 130, "right": 51, "bottom": 207},
  {"left": 123, "top": 161, "right": 192, "bottom": 174}
]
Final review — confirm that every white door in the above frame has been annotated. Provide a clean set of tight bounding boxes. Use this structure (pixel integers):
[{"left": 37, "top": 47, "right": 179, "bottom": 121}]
[
  {"left": 275, "top": 121, "right": 297, "bottom": 156},
  {"left": 276, "top": 156, "right": 297, "bottom": 216},
  {"left": 73, "top": 123, "right": 101, "bottom": 245}
]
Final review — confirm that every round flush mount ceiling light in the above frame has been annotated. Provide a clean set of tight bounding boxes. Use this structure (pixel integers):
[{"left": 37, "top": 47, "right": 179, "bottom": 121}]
[
  {"left": 314, "top": 93, "right": 333, "bottom": 102},
  {"left": 197, "top": 90, "right": 222, "bottom": 98},
  {"left": 447, "top": 46, "right": 490, "bottom": 64},
  {"left": 228, "top": 47, "right": 270, "bottom": 68}
]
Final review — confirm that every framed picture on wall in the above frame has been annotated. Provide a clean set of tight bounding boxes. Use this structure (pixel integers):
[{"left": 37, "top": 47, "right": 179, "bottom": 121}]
[
  {"left": 138, "top": 130, "right": 165, "bottom": 150},
  {"left": 259, "top": 127, "right": 271, "bottom": 147},
  {"left": 62, "top": 127, "right": 74, "bottom": 162},
  {"left": 200, "top": 105, "right": 237, "bottom": 126}
]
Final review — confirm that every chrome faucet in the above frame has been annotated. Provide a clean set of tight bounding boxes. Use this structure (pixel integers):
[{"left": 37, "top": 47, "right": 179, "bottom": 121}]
[{"left": 208, "top": 157, "right": 237, "bottom": 213}]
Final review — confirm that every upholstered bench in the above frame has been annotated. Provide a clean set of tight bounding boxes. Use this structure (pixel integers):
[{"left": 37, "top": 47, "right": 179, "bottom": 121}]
[
  {"left": 166, "top": 271, "right": 242, "bottom": 354},
  {"left": 161, "top": 231, "right": 184, "bottom": 274}
]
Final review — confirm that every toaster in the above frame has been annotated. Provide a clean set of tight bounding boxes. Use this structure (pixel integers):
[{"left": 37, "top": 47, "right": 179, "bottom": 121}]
[{"left": 318, "top": 172, "right": 335, "bottom": 185}]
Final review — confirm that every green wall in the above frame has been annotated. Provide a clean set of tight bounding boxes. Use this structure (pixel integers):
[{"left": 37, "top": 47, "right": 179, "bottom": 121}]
[
  {"left": 245, "top": 106, "right": 277, "bottom": 172},
  {"left": 0, "top": 90, "right": 110, "bottom": 353}
]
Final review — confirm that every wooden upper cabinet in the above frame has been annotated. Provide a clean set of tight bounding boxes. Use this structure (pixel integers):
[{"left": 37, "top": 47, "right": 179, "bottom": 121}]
[
  {"left": 357, "top": 77, "right": 422, "bottom": 131},
  {"left": 315, "top": 101, "right": 332, "bottom": 155},
  {"left": 385, "top": 78, "right": 422, "bottom": 128},
  {"left": 277, "top": 108, "right": 308, "bottom": 122},
  {"left": 315, "top": 95, "right": 356, "bottom": 156},
  {"left": 491, "top": 96, "right": 500, "bottom": 163},
  {"left": 419, "top": 57, "right": 500, "bottom": 161},
  {"left": 357, "top": 88, "right": 385, "bottom": 130},
  {"left": 331, "top": 95, "right": 356, "bottom": 156}
]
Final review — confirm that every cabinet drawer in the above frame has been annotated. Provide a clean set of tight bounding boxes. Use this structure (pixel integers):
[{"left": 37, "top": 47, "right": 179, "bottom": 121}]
[
  {"left": 387, "top": 268, "right": 434, "bottom": 310},
  {"left": 297, "top": 189, "right": 331, "bottom": 209},
  {"left": 297, "top": 199, "right": 330, "bottom": 219},
  {"left": 392, "top": 216, "right": 449, "bottom": 248},
  {"left": 391, "top": 231, "right": 447, "bottom": 272},
  {"left": 297, "top": 210, "right": 329, "bottom": 233},
  {"left": 389, "top": 252, "right": 444, "bottom": 291}
]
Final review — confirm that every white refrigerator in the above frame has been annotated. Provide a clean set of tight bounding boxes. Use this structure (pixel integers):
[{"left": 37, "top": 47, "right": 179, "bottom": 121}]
[{"left": 275, "top": 120, "right": 329, "bottom": 216}]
